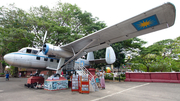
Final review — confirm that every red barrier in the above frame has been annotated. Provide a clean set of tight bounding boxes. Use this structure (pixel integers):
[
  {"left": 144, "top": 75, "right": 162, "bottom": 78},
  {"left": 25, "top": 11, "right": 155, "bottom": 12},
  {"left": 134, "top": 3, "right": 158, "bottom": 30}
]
[{"left": 125, "top": 72, "right": 180, "bottom": 83}]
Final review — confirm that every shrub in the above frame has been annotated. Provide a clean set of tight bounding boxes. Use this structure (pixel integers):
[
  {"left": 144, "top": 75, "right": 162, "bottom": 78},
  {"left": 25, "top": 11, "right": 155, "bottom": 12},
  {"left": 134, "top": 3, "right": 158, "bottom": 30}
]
[
  {"left": 115, "top": 77, "right": 119, "bottom": 80},
  {"left": 121, "top": 74, "right": 126, "bottom": 77},
  {"left": 110, "top": 73, "right": 114, "bottom": 77},
  {"left": 121, "top": 77, "right": 126, "bottom": 80},
  {"left": 115, "top": 77, "right": 126, "bottom": 81},
  {"left": 109, "top": 77, "right": 113, "bottom": 80},
  {"left": 0, "top": 73, "right": 5, "bottom": 76},
  {"left": 105, "top": 76, "right": 109, "bottom": 80}
]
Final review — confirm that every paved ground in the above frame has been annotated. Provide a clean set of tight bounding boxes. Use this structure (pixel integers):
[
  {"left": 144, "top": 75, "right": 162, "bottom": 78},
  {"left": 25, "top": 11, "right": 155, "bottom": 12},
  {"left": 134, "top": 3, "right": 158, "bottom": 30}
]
[{"left": 0, "top": 77, "right": 180, "bottom": 101}]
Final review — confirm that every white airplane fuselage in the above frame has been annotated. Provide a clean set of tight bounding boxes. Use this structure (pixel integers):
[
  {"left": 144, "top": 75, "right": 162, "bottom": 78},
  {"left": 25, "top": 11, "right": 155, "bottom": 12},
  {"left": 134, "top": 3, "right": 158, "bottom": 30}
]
[{"left": 3, "top": 47, "right": 90, "bottom": 70}]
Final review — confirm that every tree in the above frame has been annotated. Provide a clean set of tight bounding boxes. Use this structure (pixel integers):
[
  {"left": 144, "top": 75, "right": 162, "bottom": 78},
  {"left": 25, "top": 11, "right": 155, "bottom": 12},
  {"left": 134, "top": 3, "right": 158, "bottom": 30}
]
[
  {"left": 0, "top": 4, "right": 34, "bottom": 73},
  {"left": 171, "top": 36, "right": 180, "bottom": 58},
  {"left": 29, "top": 2, "right": 106, "bottom": 46},
  {"left": 130, "top": 39, "right": 176, "bottom": 72},
  {"left": 93, "top": 37, "right": 146, "bottom": 69},
  {"left": 150, "top": 56, "right": 172, "bottom": 72}
]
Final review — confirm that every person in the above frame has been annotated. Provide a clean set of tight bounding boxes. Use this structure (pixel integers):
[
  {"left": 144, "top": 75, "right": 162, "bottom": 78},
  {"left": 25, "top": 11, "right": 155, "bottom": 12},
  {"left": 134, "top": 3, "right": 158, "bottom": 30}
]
[
  {"left": 5, "top": 72, "right": 9, "bottom": 81},
  {"left": 100, "top": 70, "right": 105, "bottom": 89},
  {"left": 30, "top": 72, "right": 33, "bottom": 76},
  {"left": 19, "top": 72, "right": 21, "bottom": 78},
  {"left": 96, "top": 70, "right": 100, "bottom": 77},
  {"left": 95, "top": 75, "right": 101, "bottom": 88}
]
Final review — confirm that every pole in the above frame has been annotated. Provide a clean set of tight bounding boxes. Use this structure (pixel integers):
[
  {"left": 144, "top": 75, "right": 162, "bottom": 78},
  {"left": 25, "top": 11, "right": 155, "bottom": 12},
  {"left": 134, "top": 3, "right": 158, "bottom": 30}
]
[{"left": 118, "top": 66, "right": 120, "bottom": 82}]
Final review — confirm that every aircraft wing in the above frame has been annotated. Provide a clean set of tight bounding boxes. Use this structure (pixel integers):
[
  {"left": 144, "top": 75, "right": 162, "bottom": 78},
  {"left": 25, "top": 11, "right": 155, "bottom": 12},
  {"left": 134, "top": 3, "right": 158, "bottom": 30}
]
[{"left": 61, "top": 2, "right": 176, "bottom": 59}]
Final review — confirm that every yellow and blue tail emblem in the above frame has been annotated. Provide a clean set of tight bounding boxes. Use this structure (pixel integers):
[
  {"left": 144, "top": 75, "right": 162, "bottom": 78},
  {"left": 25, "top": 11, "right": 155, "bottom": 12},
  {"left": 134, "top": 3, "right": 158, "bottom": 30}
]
[{"left": 132, "top": 15, "right": 160, "bottom": 31}]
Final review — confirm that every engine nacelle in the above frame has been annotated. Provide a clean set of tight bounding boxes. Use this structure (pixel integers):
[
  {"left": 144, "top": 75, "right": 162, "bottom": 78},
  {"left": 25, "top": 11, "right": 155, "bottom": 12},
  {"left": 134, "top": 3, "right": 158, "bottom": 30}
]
[{"left": 42, "top": 43, "right": 73, "bottom": 58}]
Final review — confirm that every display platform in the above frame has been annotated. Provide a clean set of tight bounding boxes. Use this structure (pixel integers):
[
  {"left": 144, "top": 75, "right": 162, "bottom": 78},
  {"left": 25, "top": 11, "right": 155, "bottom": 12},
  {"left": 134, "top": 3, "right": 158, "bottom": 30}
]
[
  {"left": 44, "top": 77, "right": 68, "bottom": 91},
  {"left": 25, "top": 76, "right": 44, "bottom": 88},
  {"left": 27, "top": 76, "right": 44, "bottom": 84}
]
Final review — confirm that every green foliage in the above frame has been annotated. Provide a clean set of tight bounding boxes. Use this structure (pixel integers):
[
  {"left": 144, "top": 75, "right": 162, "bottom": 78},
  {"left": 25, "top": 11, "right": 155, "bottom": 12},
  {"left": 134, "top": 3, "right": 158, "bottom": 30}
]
[
  {"left": 93, "top": 49, "right": 106, "bottom": 69},
  {"left": 0, "top": 4, "right": 35, "bottom": 53},
  {"left": 120, "top": 74, "right": 126, "bottom": 77},
  {"left": 110, "top": 73, "right": 114, "bottom": 77},
  {"left": 105, "top": 73, "right": 110, "bottom": 79},
  {"left": 0, "top": 73, "right": 5, "bottom": 75},
  {"left": 130, "top": 39, "right": 180, "bottom": 72},
  {"left": 104, "top": 73, "right": 126, "bottom": 81},
  {"left": 28, "top": 2, "right": 106, "bottom": 46},
  {"left": 115, "top": 77, "right": 126, "bottom": 81},
  {"left": 94, "top": 37, "right": 146, "bottom": 68},
  {"left": 0, "top": 2, "right": 106, "bottom": 70}
]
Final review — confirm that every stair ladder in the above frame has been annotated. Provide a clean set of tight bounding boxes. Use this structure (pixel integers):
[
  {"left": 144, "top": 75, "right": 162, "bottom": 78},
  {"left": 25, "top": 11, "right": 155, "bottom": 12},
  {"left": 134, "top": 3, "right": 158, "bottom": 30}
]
[{"left": 75, "top": 63, "right": 99, "bottom": 91}]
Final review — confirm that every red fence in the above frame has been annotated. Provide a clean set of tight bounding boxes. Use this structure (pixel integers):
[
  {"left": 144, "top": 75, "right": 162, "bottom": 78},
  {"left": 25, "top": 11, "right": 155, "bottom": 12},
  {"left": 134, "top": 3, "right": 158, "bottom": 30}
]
[{"left": 125, "top": 72, "right": 180, "bottom": 83}]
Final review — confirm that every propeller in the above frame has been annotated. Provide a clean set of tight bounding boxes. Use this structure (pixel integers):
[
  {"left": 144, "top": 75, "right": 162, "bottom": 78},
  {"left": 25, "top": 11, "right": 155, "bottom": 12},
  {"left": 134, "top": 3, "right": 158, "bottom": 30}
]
[{"left": 43, "top": 31, "right": 47, "bottom": 45}]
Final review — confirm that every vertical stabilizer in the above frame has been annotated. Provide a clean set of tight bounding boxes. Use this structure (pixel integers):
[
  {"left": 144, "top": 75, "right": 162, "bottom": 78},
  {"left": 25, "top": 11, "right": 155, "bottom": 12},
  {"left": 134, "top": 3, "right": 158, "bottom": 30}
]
[
  {"left": 105, "top": 46, "right": 116, "bottom": 64},
  {"left": 87, "top": 52, "right": 94, "bottom": 60}
]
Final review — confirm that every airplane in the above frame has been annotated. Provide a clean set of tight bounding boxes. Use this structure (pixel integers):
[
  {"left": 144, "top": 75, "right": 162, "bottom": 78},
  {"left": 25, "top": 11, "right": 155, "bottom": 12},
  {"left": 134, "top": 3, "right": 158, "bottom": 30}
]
[
  {"left": 3, "top": 2, "right": 176, "bottom": 77},
  {"left": 3, "top": 46, "right": 116, "bottom": 76}
]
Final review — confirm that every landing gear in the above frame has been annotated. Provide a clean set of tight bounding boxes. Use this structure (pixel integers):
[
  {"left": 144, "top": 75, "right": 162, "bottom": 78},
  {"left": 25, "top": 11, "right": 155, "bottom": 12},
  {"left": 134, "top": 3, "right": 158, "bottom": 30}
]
[
  {"left": 33, "top": 69, "right": 41, "bottom": 76},
  {"left": 34, "top": 73, "right": 39, "bottom": 76},
  {"left": 54, "top": 73, "right": 60, "bottom": 77}
]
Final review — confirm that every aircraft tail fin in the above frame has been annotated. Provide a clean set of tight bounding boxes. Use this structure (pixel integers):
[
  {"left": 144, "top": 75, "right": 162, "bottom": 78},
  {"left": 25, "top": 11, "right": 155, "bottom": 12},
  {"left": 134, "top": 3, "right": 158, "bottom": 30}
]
[
  {"left": 87, "top": 52, "right": 94, "bottom": 60},
  {"left": 105, "top": 46, "right": 116, "bottom": 64}
]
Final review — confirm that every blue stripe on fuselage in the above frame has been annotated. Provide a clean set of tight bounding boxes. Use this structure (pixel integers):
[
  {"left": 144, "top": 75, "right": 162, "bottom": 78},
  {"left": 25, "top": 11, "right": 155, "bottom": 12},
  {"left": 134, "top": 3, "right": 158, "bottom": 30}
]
[{"left": 10, "top": 52, "right": 59, "bottom": 60}]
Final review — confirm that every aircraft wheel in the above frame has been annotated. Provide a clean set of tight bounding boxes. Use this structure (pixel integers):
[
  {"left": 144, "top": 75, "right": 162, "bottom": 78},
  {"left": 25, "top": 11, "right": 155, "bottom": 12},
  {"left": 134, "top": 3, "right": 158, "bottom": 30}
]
[
  {"left": 33, "top": 82, "right": 37, "bottom": 88},
  {"left": 30, "top": 84, "right": 34, "bottom": 88}
]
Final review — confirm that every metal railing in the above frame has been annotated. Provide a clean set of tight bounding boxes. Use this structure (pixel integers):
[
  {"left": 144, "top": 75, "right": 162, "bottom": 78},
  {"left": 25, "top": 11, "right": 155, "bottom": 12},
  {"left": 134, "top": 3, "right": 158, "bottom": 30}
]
[{"left": 74, "top": 63, "right": 99, "bottom": 91}]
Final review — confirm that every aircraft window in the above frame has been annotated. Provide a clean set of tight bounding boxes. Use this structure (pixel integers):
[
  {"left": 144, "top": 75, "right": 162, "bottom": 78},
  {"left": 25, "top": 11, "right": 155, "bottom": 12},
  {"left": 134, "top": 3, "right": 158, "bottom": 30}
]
[
  {"left": 27, "top": 49, "right": 32, "bottom": 53},
  {"left": 57, "top": 60, "right": 59, "bottom": 63},
  {"left": 18, "top": 48, "right": 26, "bottom": 53},
  {"left": 44, "top": 58, "right": 48, "bottom": 61},
  {"left": 36, "top": 57, "right": 40, "bottom": 60},
  {"left": 32, "top": 50, "right": 38, "bottom": 54},
  {"left": 50, "top": 59, "right": 53, "bottom": 62}
]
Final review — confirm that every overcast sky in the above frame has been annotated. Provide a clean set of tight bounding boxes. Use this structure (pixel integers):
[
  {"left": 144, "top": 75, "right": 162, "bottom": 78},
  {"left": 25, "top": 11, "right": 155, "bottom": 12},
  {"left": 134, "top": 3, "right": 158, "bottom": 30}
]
[{"left": 1, "top": 0, "right": 179, "bottom": 47}]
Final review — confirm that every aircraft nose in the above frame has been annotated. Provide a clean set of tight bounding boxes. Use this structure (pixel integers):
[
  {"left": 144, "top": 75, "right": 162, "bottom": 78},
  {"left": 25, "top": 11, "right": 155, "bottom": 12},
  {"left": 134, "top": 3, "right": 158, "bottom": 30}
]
[{"left": 4, "top": 53, "right": 14, "bottom": 65}]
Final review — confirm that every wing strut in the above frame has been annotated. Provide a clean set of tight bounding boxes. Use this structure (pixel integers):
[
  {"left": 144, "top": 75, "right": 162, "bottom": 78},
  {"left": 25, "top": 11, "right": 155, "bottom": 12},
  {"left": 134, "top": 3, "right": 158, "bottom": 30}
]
[
  {"left": 56, "top": 58, "right": 65, "bottom": 73},
  {"left": 59, "top": 39, "right": 96, "bottom": 70},
  {"left": 71, "top": 47, "right": 75, "bottom": 56}
]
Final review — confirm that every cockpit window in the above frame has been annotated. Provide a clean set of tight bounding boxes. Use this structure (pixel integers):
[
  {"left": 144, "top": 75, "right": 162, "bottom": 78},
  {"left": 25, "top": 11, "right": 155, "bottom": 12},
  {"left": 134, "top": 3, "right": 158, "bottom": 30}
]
[
  {"left": 26, "top": 49, "right": 32, "bottom": 53},
  {"left": 32, "top": 50, "right": 38, "bottom": 54},
  {"left": 18, "top": 48, "right": 39, "bottom": 54},
  {"left": 18, "top": 48, "right": 26, "bottom": 53}
]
